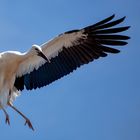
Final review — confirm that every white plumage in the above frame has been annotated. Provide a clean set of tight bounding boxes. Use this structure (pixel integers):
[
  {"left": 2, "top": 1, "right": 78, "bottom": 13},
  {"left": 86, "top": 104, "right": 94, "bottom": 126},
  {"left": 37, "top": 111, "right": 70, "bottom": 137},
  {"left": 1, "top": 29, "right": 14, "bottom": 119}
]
[{"left": 0, "top": 15, "right": 130, "bottom": 130}]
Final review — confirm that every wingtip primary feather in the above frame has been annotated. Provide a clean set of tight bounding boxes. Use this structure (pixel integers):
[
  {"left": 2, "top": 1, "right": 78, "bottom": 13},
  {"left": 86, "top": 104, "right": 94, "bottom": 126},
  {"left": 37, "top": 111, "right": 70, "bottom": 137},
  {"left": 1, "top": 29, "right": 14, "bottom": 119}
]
[
  {"left": 111, "top": 14, "right": 115, "bottom": 18},
  {"left": 84, "top": 14, "right": 116, "bottom": 31}
]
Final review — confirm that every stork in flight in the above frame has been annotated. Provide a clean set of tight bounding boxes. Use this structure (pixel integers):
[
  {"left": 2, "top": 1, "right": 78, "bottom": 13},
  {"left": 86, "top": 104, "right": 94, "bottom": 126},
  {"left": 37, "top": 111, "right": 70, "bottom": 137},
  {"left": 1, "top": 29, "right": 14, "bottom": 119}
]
[{"left": 0, "top": 15, "right": 130, "bottom": 130}]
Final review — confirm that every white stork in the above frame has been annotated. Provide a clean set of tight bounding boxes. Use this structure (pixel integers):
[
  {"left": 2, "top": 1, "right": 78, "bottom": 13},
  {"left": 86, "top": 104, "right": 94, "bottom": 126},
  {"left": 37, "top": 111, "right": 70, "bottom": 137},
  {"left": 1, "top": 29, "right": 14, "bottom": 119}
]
[{"left": 0, "top": 15, "right": 130, "bottom": 130}]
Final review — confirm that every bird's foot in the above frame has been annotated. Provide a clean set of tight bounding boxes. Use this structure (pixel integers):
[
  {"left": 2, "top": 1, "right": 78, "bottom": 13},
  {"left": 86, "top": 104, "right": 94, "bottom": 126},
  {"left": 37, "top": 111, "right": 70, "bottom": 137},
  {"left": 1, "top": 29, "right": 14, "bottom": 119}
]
[
  {"left": 24, "top": 118, "right": 34, "bottom": 131},
  {"left": 5, "top": 114, "right": 10, "bottom": 125},
  {"left": 8, "top": 103, "right": 34, "bottom": 131}
]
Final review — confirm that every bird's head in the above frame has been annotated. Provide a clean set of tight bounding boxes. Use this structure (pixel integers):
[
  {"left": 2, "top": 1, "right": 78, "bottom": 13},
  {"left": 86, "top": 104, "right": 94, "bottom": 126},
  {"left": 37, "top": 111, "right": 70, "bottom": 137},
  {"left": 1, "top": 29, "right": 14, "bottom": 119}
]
[{"left": 31, "top": 44, "right": 49, "bottom": 62}]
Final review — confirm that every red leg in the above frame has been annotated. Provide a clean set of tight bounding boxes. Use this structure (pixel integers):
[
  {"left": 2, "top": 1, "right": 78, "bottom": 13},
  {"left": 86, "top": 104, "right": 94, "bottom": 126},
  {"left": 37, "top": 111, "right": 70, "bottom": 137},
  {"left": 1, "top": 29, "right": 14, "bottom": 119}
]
[
  {"left": 8, "top": 103, "right": 34, "bottom": 131},
  {"left": 2, "top": 108, "right": 10, "bottom": 125}
]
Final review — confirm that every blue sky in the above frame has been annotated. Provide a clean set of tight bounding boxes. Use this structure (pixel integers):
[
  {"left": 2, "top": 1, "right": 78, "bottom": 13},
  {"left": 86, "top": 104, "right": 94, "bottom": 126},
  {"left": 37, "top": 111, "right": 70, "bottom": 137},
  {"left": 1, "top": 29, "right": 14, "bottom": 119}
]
[{"left": 0, "top": 0, "right": 139, "bottom": 140}]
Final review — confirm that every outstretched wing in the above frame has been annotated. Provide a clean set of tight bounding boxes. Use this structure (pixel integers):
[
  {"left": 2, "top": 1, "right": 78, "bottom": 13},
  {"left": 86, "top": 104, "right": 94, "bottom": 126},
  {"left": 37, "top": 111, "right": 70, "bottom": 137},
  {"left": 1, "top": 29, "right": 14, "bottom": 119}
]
[{"left": 14, "top": 14, "right": 130, "bottom": 91}]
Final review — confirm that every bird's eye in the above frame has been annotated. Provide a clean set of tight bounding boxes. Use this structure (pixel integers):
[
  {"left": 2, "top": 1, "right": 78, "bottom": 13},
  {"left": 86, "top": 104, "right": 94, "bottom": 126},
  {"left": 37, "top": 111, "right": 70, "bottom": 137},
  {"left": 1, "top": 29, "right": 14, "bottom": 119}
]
[
  {"left": 34, "top": 48, "right": 40, "bottom": 53},
  {"left": 35, "top": 48, "right": 39, "bottom": 51}
]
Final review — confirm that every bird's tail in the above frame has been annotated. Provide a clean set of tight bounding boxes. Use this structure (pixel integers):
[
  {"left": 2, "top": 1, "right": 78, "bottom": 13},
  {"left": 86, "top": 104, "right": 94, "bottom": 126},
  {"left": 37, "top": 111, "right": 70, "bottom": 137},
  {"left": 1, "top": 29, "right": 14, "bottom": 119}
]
[{"left": 9, "top": 87, "right": 21, "bottom": 105}]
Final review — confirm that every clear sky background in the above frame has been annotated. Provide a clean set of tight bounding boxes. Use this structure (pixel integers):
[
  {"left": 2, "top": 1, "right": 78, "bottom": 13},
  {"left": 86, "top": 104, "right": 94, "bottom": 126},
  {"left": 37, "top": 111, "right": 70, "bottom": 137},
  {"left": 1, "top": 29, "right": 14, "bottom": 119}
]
[{"left": 0, "top": 0, "right": 139, "bottom": 140}]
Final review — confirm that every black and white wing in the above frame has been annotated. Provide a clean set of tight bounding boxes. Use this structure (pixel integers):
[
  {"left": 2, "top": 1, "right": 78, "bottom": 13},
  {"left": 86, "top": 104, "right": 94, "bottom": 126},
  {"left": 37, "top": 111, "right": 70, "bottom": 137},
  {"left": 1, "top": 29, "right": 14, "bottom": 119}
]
[{"left": 14, "top": 15, "right": 130, "bottom": 91}]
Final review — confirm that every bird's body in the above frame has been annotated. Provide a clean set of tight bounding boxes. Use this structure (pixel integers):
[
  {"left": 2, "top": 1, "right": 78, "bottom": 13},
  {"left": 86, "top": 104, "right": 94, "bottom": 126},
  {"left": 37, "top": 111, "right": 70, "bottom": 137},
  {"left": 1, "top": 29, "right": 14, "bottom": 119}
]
[
  {"left": 0, "top": 51, "right": 22, "bottom": 108},
  {"left": 0, "top": 46, "right": 47, "bottom": 108},
  {"left": 0, "top": 15, "right": 130, "bottom": 130}
]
